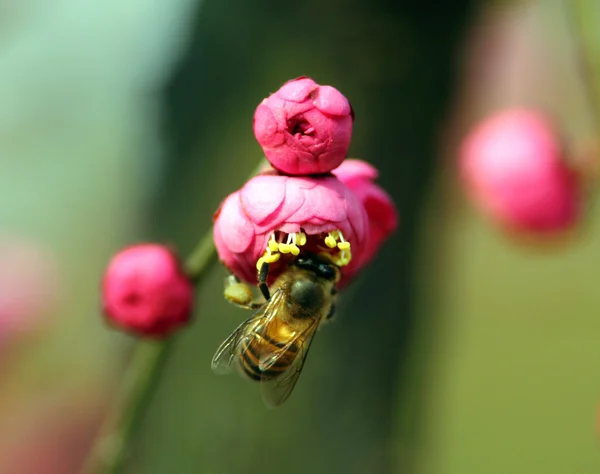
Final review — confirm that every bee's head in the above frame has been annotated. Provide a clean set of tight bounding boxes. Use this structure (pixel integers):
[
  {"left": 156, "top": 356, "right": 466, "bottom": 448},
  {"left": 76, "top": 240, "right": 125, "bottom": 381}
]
[
  {"left": 286, "top": 254, "right": 339, "bottom": 313},
  {"left": 293, "top": 254, "right": 339, "bottom": 282}
]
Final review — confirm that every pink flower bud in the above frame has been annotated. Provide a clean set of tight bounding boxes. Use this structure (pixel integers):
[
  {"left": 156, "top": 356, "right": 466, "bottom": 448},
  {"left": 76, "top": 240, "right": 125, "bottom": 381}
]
[
  {"left": 333, "top": 159, "right": 398, "bottom": 284},
  {"left": 101, "top": 244, "right": 193, "bottom": 338},
  {"left": 253, "top": 76, "right": 354, "bottom": 175},
  {"left": 213, "top": 170, "right": 368, "bottom": 285},
  {"left": 460, "top": 109, "right": 581, "bottom": 235}
]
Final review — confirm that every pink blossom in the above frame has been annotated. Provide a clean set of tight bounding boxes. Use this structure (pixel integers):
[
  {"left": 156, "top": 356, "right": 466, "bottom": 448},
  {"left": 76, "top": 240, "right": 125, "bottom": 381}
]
[
  {"left": 253, "top": 76, "right": 354, "bottom": 175},
  {"left": 333, "top": 160, "right": 398, "bottom": 283},
  {"left": 213, "top": 170, "right": 368, "bottom": 285},
  {"left": 460, "top": 109, "right": 581, "bottom": 235},
  {"left": 0, "top": 236, "right": 59, "bottom": 344},
  {"left": 102, "top": 244, "right": 193, "bottom": 338}
]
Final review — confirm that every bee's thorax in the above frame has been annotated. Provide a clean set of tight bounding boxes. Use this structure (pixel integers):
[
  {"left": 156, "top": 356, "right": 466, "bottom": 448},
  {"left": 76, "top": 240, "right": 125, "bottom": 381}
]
[{"left": 288, "top": 278, "right": 325, "bottom": 314}]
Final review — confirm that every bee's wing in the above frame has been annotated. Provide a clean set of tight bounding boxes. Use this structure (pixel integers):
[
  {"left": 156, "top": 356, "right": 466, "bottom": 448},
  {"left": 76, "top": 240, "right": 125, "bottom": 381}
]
[
  {"left": 260, "top": 317, "right": 320, "bottom": 408},
  {"left": 211, "top": 288, "right": 284, "bottom": 375}
]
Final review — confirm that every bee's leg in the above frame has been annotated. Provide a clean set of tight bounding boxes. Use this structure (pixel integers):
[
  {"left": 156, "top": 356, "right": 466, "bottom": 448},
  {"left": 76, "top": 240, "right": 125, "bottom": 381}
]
[
  {"left": 326, "top": 302, "right": 336, "bottom": 321},
  {"left": 224, "top": 275, "right": 263, "bottom": 310},
  {"left": 322, "top": 288, "right": 338, "bottom": 324},
  {"left": 258, "top": 261, "right": 271, "bottom": 301}
]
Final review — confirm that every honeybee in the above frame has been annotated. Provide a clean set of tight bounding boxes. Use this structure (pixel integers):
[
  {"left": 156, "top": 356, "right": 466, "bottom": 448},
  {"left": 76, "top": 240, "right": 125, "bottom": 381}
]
[{"left": 211, "top": 253, "right": 339, "bottom": 408}]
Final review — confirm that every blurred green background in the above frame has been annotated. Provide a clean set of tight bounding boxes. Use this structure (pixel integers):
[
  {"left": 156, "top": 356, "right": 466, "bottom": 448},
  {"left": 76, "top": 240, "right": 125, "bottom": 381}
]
[{"left": 0, "top": 1, "right": 599, "bottom": 473}]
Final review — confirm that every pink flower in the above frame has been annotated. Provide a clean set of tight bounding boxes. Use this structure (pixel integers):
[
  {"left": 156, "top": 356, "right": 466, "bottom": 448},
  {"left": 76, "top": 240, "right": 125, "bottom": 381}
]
[
  {"left": 332, "top": 160, "right": 398, "bottom": 283},
  {"left": 460, "top": 108, "right": 581, "bottom": 235},
  {"left": 213, "top": 169, "right": 369, "bottom": 286},
  {"left": 101, "top": 244, "right": 194, "bottom": 338},
  {"left": 253, "top": 77, "right": 354, "bottom": 175}
]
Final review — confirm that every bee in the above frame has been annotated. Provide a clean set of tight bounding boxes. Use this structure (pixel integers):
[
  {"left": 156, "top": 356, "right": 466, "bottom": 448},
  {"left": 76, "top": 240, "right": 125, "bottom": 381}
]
[{"left": 211, "top": 253, "right": 339, "bottom": 408}]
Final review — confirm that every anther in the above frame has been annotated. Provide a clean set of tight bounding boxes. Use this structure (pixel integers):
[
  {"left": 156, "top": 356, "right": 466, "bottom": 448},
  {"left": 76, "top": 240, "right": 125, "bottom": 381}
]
[
  {"left": 297, "top": 231, "right": 307, "bottom": 246},
  {"left": 323, "top": 229, "right": 353, "bottom": 267},
  {"left": 337, "top": 241, "right": 350, "bottom": 251},
  {"left": 256, "top": 244, "right": 281, "bottom": 271},
  {"left": 325, "top": 232, "right": 337, "bottom": 248},
  {"left": 279, "top": 232, "right": 300, "bottom": 255},
  {"left": 268, "top": 233, "right": 279, "bottom": 252}
]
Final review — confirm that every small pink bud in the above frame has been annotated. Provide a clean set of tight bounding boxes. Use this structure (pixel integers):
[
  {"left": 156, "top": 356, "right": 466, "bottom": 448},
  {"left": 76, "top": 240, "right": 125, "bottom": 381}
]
[
  {"left": 253, "top": 76, "right": 354, "bottom": 175},
  {"left": 101, "top": 244, "right": 193, "bottom": 338},
  {"left": 460, "top": 109, "right": 582, "bottom": 235}
]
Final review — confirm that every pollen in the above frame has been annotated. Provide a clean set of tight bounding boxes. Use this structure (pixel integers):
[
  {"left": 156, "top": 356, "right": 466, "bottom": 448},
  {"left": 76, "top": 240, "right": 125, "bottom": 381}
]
[
  {"left": 279, "top": 232, "right": 302, "bottom": 256},
  {"left": 296, "top": 231, "right": 307, "bottom": 246},
  {"left": 324, "top": 232, "right": 338, "bottom": 248},
  {"left": 323, "top": 230, "right": 352, "bottom": 267},
  {"left": 268, "top": 233, "right": 279, "bottom": 252},
  {"left": 256, "top": 234, "right": 282, "bottom": 271},
  {"left": 255, "top": 229, "right": 352, "bottom": 273},
  {"left": 336, "top": 247, "right": 352, "bottom": 266},
  {"left": 256, "top": 231, "right": 307, "bottom": 270}
]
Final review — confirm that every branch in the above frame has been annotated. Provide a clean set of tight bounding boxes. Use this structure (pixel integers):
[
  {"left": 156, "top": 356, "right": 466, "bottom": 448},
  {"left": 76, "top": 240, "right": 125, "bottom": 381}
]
[{"left": 81, "top": 232, "right": 217, "bottom": 474}]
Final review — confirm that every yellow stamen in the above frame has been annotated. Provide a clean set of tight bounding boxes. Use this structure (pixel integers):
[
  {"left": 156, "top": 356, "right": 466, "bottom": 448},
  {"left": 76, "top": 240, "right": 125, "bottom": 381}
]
[
  {"left": 256, "top": 239, "right": 282, "bottom": 270},
  {"left": 279, "top": 243, "right": 300, "bottom": 255},
  {"left": 323, "top": 229, "right": 353, "bottom": 267},
  {"left": 268, "top": 233, "right": 279, "bottom": 252},
  {"left": 297, "top": 231, "right": 307, "bottom": 246},
  {"left": 337, "top": 241, "right": 350, "bottom": 251},
  {"left": 325, "top": 234, "right": 337, "bottom": 248},
  {"left": 279, "top": 243, "right": 292, "bottom": 254},
  {"left": 256, "top": 229, "right": 352, "bottom": 272}
]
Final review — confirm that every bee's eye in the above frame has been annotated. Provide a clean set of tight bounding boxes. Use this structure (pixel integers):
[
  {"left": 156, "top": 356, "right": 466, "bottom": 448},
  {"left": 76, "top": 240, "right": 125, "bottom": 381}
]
[
  {"left": 318, "top": 264, "right": 336, "bottom": 281},
  {"left": 295, "top": 257, "right": 313, "bottom": 271}
]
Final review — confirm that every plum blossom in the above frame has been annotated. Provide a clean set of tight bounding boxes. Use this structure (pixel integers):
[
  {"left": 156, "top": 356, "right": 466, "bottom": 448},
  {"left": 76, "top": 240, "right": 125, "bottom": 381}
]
[
  {"left": 253, "top": 77, "right": 353, "bottom": 175},
  {"left": 102, "top": 244, "right": 193, "bottom": 338},
  {"left": 213, "top": 169, "right": 369, "bottom": 286},
  {"left": 460, "top": 108, "right": 582, "bottom": 235},
  {"left": 332, "top": 160, "right": 398, "bottom": 283}
]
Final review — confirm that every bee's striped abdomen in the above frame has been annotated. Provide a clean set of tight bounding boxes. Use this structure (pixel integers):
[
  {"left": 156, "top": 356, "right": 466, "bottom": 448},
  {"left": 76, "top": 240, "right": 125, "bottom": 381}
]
[{"left": 239, "top": 332, "right": 298, "bottom": 381}]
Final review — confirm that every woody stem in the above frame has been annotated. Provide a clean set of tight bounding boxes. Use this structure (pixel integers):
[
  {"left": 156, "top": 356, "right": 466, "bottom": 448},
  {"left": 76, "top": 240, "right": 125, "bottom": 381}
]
[
  {"left": 81, "top": 160, "right": 268, "bottom": 474},
  {"left": 81, "top": 232, "right": 217, "bottom": 474}
]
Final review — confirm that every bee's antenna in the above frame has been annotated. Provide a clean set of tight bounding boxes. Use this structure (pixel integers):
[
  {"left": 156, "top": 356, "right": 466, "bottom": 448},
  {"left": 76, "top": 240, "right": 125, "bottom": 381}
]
[{"left": 258, "top": 261, "right": 271, "bottom": 301}]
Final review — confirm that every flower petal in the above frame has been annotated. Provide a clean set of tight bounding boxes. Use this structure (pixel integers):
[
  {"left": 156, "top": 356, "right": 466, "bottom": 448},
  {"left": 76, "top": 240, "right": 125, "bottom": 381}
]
[
  {"left": 313, "top": 85, "right": 352, "bottom": 116},
  {"left": 214, "top": 193, "right": 254, "bottom": 253},
  {"left": 278, "top": 77, "right": 318, "bottom": 101}
]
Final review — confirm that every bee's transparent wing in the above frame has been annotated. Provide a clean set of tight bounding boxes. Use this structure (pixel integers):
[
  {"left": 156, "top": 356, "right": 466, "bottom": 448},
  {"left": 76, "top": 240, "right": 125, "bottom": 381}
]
[
  {"left": 260, "top": 318, "right": 320, "bottom": 408},
  {"left": 211, "top": 288, "right": 284, "bottom": 375}
]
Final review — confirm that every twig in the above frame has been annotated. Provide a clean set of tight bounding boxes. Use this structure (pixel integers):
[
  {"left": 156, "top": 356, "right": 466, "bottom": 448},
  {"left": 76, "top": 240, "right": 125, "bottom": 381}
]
[{"left": 81, "top": 232, "right": 217, "bottom": 474}]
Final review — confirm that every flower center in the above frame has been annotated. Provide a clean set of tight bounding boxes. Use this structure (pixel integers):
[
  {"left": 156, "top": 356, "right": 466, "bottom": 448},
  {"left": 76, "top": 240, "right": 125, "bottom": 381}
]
[
  {"left": 256, "top": 229, "right": 352, "bottom": 273},
  {"left": 288, "top": 117, "right": 315, "bottom": 138}
]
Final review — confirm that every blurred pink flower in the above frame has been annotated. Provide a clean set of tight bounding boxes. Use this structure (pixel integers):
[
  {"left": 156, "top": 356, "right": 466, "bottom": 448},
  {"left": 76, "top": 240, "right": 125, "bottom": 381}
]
[
  {"left": 460, "top": 108, "right": 581, "bottom": 235},
  {"left": 0, "top": 236, "right": 59, "bottom": 344},
  {"left": 253, "top": 76, "right": 354, "bottom": 175},
  {"left": 213, "top": 169, "right": 368, "bottom": 286},
  {"left": 102, "top": 244, "right": 194, "bottom": 338},
  {"left": 333, "top": 160, "right": 398, "bottom": 284}
]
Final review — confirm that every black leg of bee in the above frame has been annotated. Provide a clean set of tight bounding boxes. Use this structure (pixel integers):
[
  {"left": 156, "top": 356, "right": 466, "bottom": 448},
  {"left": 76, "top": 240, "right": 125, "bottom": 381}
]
[
  {"left": 326, "top": 302, "right": 336, "bottom": 320},
  {"left": 258, "top": 261, "right": 271, "bottom": 301}
]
